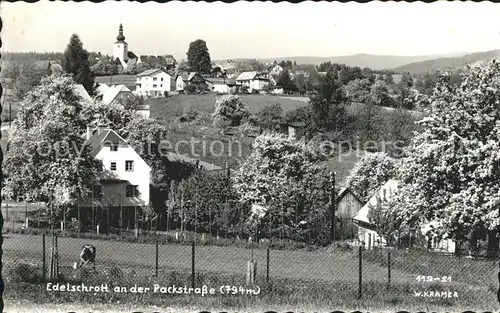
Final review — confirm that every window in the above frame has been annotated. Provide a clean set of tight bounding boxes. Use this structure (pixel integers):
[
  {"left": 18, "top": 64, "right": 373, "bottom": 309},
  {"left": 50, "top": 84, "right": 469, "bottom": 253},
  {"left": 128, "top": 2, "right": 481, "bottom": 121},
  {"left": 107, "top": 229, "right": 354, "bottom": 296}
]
[
  {"left": 110, "top": 161, "right": 117, "bottom": 171},
  {"left": 110, "top": 143, "right": 118, "bottom": 152},
  {"left": 125, "top": 160, "right": 134, "bottom": 171},
  {"left": 126, "top": 185, "right": 139, "bottom": 197},
  {"left": 153, "top": 77, "right": 157, "bottom": 81},
  {"left": 93, "top": 185, "right": 102, "bottom": 199},
  {"left": 161, "top": 78, "right": 164, "bottom": 81},
  {"left": 153, "top": 84, "right": 157, "bottom": 88},
  {"left": 160, "top": 84, "right": 163, "bottom": 87}
]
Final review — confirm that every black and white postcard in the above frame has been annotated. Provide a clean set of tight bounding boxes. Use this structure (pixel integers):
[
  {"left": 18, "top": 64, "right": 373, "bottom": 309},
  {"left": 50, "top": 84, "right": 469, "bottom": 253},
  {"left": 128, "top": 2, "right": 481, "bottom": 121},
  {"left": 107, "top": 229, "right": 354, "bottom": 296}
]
[{"left": 1, "top": 1, "right": 500, "bottom": 313}]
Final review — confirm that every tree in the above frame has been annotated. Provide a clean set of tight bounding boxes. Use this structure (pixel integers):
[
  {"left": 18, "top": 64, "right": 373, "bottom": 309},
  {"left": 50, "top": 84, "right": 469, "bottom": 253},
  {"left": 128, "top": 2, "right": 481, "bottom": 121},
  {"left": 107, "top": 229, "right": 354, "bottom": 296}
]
[
  {"left": 369, "top": 80, "right": 394, "bottom": 107},
  {"left": 308, "top": 71, "right": 350, "bottom": 137},
  {"left": 168, "top": 169, "right": 237, "bottom": 235},
  {"left": 186, "top": 39, "right": 212, "bottom": 74},
  {"left": 121, "top": 116, "right": 198, "bottom": 229},
  {"left": 212, "top": 95, "right": 250, "bottom": 130},
  {"left": 276, "top": 71, "right": 296, "bottom": 93},
  {"left": 233, "top": 133, "right": 331, "bottom": 244},
  {"left": 4, "top": 74, "right": 101, "bottom": 226},
  {"left": 294, "top": 73, "right": 306, "bottom": 94},
  {"left": 384, "top": 73, "right": 394, "bottom": 85},
  {"left": 399, "top": 72, "right": 413, "bottom": 89},
  {"left": 62, "top": 34, "right": 95, "bottom": 95},
  {"left": 255, "top": 103, "right": 283, "bottom": 131},
  {"left": 344, "top": 78, "right": 372, "bottom": 103},
  {"left": 391, "top": 61, "right": 500, "bottom": 255},
  {"left": 345, "top": 152, "right": 396, "bottom": 203},
  {"left": 2, "top": 62, "right": 46, "bottom": 100}
]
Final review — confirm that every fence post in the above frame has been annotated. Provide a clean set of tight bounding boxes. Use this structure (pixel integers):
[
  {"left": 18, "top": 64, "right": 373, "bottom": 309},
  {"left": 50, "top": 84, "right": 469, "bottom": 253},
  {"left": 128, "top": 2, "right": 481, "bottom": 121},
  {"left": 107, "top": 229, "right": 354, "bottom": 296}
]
[
  {"left": 191, "top": 239, "right": 195, "bottom": 289},
  {"left": 42, "top": 233, "right": 46, "bottom": 281},
  {"left": 155, "top": 240, "right": 159, "bottom": 278},
  {"left": 387, "top": 251, "right": 391, "bottom": 291},
  {"left": 266, "top": 246, "right": 270, "bottom": 283},
  {"left": 358, "top": 245, "right": 362, "bottom": 299}
]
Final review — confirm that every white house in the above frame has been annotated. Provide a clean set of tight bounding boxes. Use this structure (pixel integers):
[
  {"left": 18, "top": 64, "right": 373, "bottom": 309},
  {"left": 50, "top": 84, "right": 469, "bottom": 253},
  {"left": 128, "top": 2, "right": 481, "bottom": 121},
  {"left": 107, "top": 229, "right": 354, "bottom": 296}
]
[
  {"left": 204, "top": 77, "right": 230, "bottom": 94},
  {"left": 81, "top": 122, "right": 151, "bottom": 223},
  {"left": 176, "top": 74, "right": 188, "bottom": 92},
  {"left": 135, "top": 69, "right": 171, "bottom": 97},
  {"left": 353, "top": 179, "right": 455, "bottom": 253},
  {"left": 236, "top": 71, "right": 270, "bottom": 92},
  {"left": 101, "top": 84, "right": 133, "bottom": 105},
  {"left": 73, "top": 84, "right": 93, "bottom": 102},
  {"left": 352, "top": 180, "right": 398, "bottom": 250}
]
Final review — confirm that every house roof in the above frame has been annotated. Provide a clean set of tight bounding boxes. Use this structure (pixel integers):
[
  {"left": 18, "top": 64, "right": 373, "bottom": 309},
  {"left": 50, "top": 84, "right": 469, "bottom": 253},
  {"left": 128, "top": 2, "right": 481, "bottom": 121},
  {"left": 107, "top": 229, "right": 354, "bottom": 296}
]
[
  {"left": 188, "top": 72, "right": 202, "bottom": 81},
  {"left": 85, "top": 127, "right": 151, "bottom": 172},
  {"left": 96, "top": 83, "right": 110, "bottom": 95},
  {"left": 225, "top": 68, "right": 239, "bottom": 74},
  {"left": 336, "top": 187, "right": 364, "bottom": 205},
  {"left": 137, "top": 69, "right": 165, "bottom": 77},
  {"left": 73, "top": 84, "right": 92, "bottom": 102},
  {"left": 101, "top": 84, "right": 132, "bottom": 105},
  {"left": 204, "top": 77, "right": 227, "bottom": 85},
  {"left": 127, "top": 51, "right": 138, "bottom": 60},
  {"left": 352, "top": 179, "right": 399, "bottom": 226},
  {"left": 166, "top": 152, "right": 222, "bottom": 170},
  {"left": 236, "top": 71, "right": 257, "bottom": 81},
  {"left": 176, "top": 73, "right": 189, "bottom": 81},
  {"left": 86, "top": 128, "right": 112, "bottom": 158}
]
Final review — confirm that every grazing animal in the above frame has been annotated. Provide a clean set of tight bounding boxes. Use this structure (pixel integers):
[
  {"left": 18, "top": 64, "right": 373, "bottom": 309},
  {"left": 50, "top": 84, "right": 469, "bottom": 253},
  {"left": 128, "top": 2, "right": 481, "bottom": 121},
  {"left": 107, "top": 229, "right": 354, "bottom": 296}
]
[{"left": 78, "top": 244, "right": 96, "bottom": 269}]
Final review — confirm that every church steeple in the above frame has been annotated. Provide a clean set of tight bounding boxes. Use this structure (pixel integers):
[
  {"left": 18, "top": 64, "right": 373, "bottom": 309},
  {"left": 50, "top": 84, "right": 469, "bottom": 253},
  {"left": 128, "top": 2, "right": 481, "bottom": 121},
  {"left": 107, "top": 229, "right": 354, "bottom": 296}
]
[{"left": 116, "top": 23, "right": 126, "bottom": 42}]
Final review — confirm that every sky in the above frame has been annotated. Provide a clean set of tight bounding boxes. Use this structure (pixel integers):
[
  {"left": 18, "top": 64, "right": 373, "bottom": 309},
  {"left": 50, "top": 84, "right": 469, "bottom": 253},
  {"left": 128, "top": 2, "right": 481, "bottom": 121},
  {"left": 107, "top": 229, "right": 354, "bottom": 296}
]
[{"left": 2, "top": 1, "right": 500, "bottom": 61}]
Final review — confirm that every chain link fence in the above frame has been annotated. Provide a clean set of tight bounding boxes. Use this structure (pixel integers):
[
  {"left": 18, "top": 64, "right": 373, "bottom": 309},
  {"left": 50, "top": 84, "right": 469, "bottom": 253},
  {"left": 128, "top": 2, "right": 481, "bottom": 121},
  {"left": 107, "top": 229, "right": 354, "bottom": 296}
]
[{"left": 2, "top": 226, "right": 499, "bottom": 310}]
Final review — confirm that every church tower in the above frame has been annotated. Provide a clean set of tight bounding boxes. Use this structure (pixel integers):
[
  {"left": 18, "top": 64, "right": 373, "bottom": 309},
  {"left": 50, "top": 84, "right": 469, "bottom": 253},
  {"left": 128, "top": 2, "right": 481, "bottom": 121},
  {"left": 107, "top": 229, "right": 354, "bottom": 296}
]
[{"left": 113, "top": 23, "right": 129, "bottom": 68}]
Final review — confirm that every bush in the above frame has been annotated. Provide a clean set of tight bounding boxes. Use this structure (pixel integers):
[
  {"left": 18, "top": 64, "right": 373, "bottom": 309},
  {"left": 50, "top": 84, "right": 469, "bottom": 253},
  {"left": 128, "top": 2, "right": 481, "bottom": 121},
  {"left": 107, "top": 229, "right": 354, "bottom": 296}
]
[
  {"left": 163, "top": 91, "right": 169, "bottom": 97},
  {"left": 255, "top": 103, "right": 283, "bottom": 131},
  {"left": 178, "top": 107, "right": 200, "bottom": 123},
  {"left": 184, "top": 84, "right": 196, "bottom": 94},
  {"left": 212, "top": 95, "right": 250, "bottom": 130},
  {"left": 6, "top": 263, "right": 43, "bottom": 283}
]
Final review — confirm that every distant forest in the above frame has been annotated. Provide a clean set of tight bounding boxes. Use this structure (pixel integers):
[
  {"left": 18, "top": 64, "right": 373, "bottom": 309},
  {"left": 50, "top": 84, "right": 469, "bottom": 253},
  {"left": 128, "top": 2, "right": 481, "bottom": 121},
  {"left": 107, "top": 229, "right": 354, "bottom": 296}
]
[{"left": 2, "top": 52, "right": 65, "bottom": 62}]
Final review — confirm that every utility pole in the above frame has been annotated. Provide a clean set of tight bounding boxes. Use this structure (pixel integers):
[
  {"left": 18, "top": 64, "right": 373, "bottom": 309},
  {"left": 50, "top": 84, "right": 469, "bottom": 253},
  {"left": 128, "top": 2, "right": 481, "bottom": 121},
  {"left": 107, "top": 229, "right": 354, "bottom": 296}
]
[{"left": 330, "top": 171, "right": 336, "bottom": 244}]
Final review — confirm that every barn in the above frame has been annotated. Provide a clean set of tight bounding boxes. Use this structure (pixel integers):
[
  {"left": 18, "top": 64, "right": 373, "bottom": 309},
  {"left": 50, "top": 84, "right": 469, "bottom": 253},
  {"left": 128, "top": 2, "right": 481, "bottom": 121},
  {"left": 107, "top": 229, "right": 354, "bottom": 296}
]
[{"left": 335, "top": 187, "right": 364, "bottom": 240}]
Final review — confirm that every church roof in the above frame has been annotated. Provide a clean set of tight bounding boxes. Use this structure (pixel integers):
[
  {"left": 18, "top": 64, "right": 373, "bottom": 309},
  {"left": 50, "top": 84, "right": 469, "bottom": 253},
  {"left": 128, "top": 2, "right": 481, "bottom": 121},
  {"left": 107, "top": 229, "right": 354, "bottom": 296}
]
[{"left": 116, "top": 23, "right": 126, "bottom": 42}]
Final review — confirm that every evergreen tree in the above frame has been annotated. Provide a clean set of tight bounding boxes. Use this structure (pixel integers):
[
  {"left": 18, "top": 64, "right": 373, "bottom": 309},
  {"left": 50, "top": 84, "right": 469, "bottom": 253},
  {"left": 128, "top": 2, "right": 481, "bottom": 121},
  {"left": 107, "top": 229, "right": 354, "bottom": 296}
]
[
  {"left": 62, "top": 34, "right": 95, "bottom": 95},
  {"left": 186, "top": 39, "right": 212, "bottom": 74}
]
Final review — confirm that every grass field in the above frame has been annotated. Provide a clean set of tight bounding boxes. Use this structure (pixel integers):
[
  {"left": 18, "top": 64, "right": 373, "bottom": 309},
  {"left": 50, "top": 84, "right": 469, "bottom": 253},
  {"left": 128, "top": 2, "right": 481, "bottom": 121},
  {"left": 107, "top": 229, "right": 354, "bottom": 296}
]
[
  {"left": 147, "top": 93, "right": 308, "bottom": 121},
  {"left": 3, "top": 234, "right": 498, "bottom": 311},
  {"left": 147, "top": 93, "right": 367, "bottom": 181}
]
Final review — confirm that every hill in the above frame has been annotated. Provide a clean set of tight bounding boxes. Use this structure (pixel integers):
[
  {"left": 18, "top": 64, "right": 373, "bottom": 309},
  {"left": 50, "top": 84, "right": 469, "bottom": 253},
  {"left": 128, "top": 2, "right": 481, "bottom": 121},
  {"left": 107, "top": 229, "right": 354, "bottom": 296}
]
[
  {"left": 217, "top": 52, "right": 467, "bottom": 71},
  {"left": 393, "top": 49, "right": 500, "bottom": 75}
]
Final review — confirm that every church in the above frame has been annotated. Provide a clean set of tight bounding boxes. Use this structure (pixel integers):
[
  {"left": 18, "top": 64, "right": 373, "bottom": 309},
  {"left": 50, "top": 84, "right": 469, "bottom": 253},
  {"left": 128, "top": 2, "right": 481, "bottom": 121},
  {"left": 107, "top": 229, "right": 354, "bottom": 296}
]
[{"left": 112, "top": 24, "right": 138, "bottom": 69}]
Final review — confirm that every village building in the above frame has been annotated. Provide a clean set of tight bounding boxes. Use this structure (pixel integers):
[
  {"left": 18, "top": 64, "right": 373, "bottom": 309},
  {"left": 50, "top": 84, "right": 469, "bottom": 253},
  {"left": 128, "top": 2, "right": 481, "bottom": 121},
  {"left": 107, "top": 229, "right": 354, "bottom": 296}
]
[
  {"left": 112, "top": 24, "right": 138, "bottom": 69},
  {"left": 235, "top": 71, "right": 270, "bottom": 92},
  {"left": 335, "top": 187, "right": 365, "bottom": 240},
  {"left": 175, "top": 72, "right": 209, "bottom": 93},
  {"left": 96, "top": 83, "right": 150, "bottom": 119},
  {"left": 79, "top": 120, "right": 151, "bottom": 232},
  {"left": 204, "top": 77, "right": 231, "bottom": 94},
  {"left": 352, "top": 179, "right": 456, "bottom": 253},
  {"left": 135, "top": 69, "right": 171, "bottom": 97},
  {"left": 267, "top": 63, "right": 284, "bottom": 76}
]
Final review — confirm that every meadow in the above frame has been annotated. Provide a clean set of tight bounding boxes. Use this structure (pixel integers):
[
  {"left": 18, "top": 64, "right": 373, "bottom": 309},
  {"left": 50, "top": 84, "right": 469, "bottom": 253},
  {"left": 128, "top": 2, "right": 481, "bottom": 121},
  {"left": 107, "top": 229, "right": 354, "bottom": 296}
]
[
  {"left": 147, "top": 93, "right": 366, "bottom": 182},
  {"left": 3, "top": 233, "right": 498, "bottom": 311}
]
